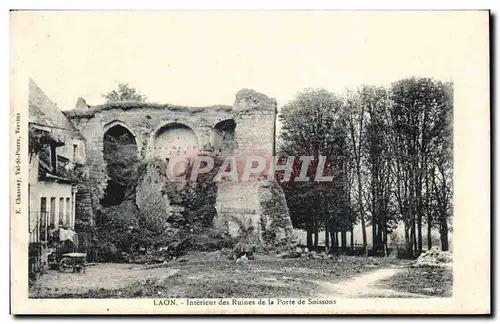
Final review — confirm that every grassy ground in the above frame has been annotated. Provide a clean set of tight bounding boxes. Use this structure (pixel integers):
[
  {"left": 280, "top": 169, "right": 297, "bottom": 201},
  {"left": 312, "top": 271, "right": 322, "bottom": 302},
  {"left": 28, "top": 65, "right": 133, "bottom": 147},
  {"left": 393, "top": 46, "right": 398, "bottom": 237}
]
[
  {"left": 380, "top": 266, "right": 453, "bottom": 297},
  {"left": 29, "top": 253, "right": 405, "bottom": 298}
]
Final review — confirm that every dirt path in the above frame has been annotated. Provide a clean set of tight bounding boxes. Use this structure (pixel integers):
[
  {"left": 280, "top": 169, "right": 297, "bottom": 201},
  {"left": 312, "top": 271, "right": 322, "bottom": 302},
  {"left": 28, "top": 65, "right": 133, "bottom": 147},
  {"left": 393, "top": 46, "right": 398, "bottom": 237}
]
[
  {"left": 315, "top": 266, "right": 430, "bottom": 298},
  {"left": 31, "top": 263, "right": 180, "bottom": 296}
]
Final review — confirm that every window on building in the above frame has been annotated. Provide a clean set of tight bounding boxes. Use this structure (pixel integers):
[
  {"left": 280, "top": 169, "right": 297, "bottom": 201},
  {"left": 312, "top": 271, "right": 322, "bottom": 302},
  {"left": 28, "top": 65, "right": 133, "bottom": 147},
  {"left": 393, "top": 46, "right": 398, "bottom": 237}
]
[
  {"left": 66, "top": 197, "right": 71, "bottom": 227},
  {"left": 40, "top": 197, "right": 47, "bottom": 212},
  {"left": 73, "top": 144, "right": 78, "bottom": 163},
  {"left": 40, "top": 197, "right": 47, "bottom": 227},
  {"left": 59, "top": 198, "right": 64, "bottom": 226},
  {"left": 50, "top": 197, "right": 56, "bottom": 226},
  {"left": 39, "top": 197, "right": 48, "bottom": 242}
]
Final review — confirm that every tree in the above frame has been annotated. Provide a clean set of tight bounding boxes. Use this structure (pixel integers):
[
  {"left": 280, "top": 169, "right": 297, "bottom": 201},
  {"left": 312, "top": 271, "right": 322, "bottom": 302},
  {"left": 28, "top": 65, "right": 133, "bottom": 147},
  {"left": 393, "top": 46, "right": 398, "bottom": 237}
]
[
  {"left": 427, "top": 82, "right": 453, "bottom": 251},
  {"left": 102, "top": 82, "right": 148, "bottom": 103},
  {"left": 389, "top": 77, "right": 453, "bottom": 253},
  {"left": 278, "top": 88, "right": 348, "bottom": 250},
  {"left": 277, "top": 79, "right": 452, "bottom": 255},
  {"left": 360, "top": 85, "right": 395, "bottom": 256},
  {"left": 343, "top": 89, "right": 368, "bottom": 256}
]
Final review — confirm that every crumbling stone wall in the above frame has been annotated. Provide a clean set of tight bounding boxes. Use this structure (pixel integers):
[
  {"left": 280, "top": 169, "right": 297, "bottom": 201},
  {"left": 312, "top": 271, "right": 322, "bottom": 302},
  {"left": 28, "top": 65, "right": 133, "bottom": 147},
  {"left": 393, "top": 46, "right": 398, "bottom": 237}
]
[
  {"left": 69, "top": 116, "right": 108, "bottom": 212},
  {"left": 135, "top": 162, "right": 172, "bottom": 230},
  {"left": 214, "top": 181, "right": 262, "bottom": 238},
  {"left": 258, "top": 181, "right": 295, "bottom": 244},
  {"left": 74, "top": 183, "right": 94, "bottom": 231},
  {"left": 65, "top": 104, "right": 231, "bottom": 212},
  {"left": 214, "top": 180, "right": 294, "bottom": 244},
  {"left": 65, "top": 90, "right": 294, "bottom": 244},
  {"left": 232, "top": 89, "right": 277, "bottom": 155},
  {"left": 212, "top": 90, "right": 292, "bottom": 242}
]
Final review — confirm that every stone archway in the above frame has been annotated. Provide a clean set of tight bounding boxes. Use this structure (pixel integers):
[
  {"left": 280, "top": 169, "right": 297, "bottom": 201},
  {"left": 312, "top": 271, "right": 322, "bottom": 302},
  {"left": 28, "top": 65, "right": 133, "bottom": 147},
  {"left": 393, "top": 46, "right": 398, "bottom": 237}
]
[
  {"left": 150, "top": 122, "right": 199, "bottom": 160},
  {"left": 211, "top": 118, "right": 237, "bottom": 155},
  {"left": 100, "top": 124, "right": 138, "bottom": 207}
]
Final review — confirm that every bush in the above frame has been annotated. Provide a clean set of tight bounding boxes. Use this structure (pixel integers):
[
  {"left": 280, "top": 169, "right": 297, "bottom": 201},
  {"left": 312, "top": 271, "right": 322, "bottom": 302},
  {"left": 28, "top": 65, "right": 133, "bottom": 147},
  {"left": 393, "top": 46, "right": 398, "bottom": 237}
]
[
  {"left": 228, "top": 242, "right": 258, "bottom": 260},
  {"left": 95, "top": 242, "right": 120, "bottom": 262},
  {"left": 262, "top": 230, "right": 277, "bottom": 245}
]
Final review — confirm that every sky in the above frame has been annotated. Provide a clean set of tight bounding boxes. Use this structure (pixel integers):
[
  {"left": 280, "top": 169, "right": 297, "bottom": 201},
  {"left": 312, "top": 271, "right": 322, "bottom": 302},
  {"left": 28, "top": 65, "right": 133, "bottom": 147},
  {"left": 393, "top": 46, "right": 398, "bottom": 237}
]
[{"left": 12, "top": 10, "right": 483, "bottom": 111}]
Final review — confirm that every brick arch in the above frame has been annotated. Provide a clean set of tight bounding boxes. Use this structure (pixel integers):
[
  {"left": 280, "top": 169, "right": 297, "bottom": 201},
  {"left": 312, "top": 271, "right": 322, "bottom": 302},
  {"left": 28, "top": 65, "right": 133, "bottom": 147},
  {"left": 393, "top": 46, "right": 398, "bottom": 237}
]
[{"left": 213, "top": 114, "right": 237, "bottom": 128}]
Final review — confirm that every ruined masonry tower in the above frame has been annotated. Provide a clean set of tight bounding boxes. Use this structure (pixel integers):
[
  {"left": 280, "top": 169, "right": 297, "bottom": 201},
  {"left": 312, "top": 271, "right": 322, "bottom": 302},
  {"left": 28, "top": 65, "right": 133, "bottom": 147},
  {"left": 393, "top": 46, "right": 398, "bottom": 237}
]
[{"left": 213, "top": 90, "right": 278, "bottom": 238}]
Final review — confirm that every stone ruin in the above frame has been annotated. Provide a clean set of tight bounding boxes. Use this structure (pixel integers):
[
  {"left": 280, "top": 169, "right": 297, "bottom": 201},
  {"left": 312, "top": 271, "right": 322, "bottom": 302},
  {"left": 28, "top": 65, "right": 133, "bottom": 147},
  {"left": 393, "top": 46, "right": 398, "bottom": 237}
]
[{"left": 64, "top": 89, "right": 295, "bottom": 248}]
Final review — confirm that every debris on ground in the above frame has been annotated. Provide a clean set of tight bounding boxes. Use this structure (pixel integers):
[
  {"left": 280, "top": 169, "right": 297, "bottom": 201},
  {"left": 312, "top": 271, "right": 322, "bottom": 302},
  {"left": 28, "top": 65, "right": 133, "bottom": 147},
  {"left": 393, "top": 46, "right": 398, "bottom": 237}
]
[
  {"left": 235, "top": 254, "right": 248, "bottom": 263},
  {"left": 157, "top": 269, "right": 181, "bottom": 285},
  {"left": 278, "top": 251, "right": 301, "bottom": 259},
  {"left": 228, "top": 242, "right": 258, "bottom": 260},
  {"left": 306, "top": 251, "right": 324, "bottom": 260},
  {"left": 412, "top": 246, "right": 453, "bottom": 268},
  {"left": 388, "top": 247, "right": 398, "bottom": 259}
]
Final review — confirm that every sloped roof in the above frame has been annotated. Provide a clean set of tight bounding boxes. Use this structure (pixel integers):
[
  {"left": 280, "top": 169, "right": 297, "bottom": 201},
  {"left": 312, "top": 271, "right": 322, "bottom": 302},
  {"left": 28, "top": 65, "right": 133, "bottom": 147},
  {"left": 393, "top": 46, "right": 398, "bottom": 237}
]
[{"left": 28, "top": 79, "right": 77, "bottom": 131}]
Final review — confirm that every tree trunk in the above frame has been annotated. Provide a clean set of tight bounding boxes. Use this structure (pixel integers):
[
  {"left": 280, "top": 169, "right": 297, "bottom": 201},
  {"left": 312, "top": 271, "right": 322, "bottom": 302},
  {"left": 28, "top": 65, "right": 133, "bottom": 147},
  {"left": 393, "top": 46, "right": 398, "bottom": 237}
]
[
  {"left": 427, "top": 220, "right": 432, "bottom": 250},
  {"left": 324, "top": 217, "right": 330, "bottom": 252},
  {"left": 417, "top": 207, "right": 423, "bottom": 252},
  {"left": 306, "top": 225, "right": 313, "bottom": 251},
  {"left": 425, "top": 158, "right": 432, "bottom": 250},
  {"left": 330, "top": 230, "right": 335, "bottom": 252},
  {"left": 409, "top": 165, "right": 417, "bottom": 257},
  {"left": 377, "top": 220, "right": 383, "bottom": 253},
  {"left": 350, "top": 227, "right": 354, "bottom": 250},
  {"left": 372, "top": 218, "right": 377, "bottom": 252},
  {"left": 440, "top": 217, "right": 449, "bottom": 251},
  {"left": 341, "top": 230, "right": 347, "bottom": 253},
  {"left": 411, "top": 221, "right": 417, "bottom": 256},
  {"left": 382, "top": 223, "right": 388, "bottom": 257},
  {"left": 356, "top": 167, "right": 368, "bottom": 257},
  {"left": 416, "top": 169, "right": 423, "bottom": 253},
  {"left": 404, "top": 221, "right": 410, "bottom": 253}
]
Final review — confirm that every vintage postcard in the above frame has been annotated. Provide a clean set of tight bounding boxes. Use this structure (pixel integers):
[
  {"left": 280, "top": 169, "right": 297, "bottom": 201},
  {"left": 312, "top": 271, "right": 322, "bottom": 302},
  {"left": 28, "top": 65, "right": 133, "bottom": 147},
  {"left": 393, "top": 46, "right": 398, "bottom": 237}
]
[{"left": 10, "top": 10, "right": 490, "bottom": 315}]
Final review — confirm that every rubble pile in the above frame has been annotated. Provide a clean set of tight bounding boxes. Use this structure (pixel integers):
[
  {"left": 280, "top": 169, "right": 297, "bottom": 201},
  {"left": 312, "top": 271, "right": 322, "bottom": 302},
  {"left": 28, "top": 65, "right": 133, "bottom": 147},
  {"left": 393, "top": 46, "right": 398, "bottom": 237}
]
[{"left": 412, "top": 246, "right": 453, "bottom": 268}]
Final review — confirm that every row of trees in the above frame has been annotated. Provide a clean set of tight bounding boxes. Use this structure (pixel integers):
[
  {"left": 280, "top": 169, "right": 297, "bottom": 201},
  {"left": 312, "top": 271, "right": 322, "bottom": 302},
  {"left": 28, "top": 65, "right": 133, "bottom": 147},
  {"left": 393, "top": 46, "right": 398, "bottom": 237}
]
[{"left": 278, "top": 77, "right": 453, "bottom": 256}]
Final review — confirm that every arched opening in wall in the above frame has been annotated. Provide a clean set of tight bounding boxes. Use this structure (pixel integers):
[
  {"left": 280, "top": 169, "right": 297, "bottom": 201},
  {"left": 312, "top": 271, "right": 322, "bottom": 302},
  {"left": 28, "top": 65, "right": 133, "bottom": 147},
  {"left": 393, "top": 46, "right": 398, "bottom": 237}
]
[
  {"left": 152, "top": 123, "right": 199, "bottom": 161},
  {"left": 211, "top": 119, "right": 236, "bottom": 154},
  {"left": 101, "top": 124, "right": 138, "bottom": 207}
]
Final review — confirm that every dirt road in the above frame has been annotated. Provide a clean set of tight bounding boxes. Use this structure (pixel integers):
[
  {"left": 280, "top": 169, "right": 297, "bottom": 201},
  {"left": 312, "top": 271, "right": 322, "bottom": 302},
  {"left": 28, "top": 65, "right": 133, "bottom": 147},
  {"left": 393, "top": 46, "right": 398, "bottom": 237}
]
[
  {"left": 30, "top": 256, "right": 433, "bottom": 298},
  {"left": 315, "top": 266, "right": 430, "bottom": 298}
]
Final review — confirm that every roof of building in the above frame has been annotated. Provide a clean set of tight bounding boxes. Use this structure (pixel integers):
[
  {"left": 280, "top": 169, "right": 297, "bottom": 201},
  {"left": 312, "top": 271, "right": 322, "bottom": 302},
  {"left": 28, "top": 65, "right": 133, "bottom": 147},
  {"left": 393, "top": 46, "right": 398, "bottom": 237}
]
[{"left": 28, "top": 79, "right": 79, "bottom": 132}]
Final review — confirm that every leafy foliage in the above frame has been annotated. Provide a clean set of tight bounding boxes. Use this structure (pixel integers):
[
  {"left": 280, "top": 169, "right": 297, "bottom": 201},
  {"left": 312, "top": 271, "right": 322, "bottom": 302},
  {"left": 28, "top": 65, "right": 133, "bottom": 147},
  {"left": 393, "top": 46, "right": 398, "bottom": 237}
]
[
  {"left": 278, "top": 88, "right": 353, "bottom": 250},
  {"left": 102, "top": 83, "right": 148, "bottom": 103},
  {"left": 278, "top": 78, "right": 452, "bottom": 253},
  {"left": 29, "top": 127, "right": 51, "bottom": 156}
]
